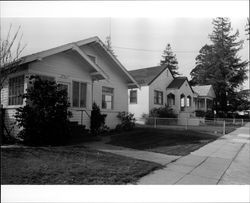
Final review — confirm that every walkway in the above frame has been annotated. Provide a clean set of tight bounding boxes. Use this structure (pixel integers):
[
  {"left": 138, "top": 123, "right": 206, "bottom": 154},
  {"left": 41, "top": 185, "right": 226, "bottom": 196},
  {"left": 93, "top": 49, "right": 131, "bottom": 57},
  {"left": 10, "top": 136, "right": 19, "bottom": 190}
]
[
  {"left": 138, "top": 123, "right": 250, "bottom": 184},
  {"left": 84, "top": 137, "right": 180, "bottom": 165}
]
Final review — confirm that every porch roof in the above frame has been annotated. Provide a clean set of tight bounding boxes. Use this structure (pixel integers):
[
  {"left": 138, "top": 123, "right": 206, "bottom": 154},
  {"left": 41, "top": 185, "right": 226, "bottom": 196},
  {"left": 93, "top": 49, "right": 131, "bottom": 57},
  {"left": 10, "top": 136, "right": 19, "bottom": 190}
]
[{"left": 192, "top": 85, "right": 215, "bottom": 98}]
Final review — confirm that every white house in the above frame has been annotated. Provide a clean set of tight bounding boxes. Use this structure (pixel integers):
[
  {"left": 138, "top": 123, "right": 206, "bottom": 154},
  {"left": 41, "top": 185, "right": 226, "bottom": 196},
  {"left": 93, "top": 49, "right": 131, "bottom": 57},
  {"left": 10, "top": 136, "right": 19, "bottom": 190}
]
[
  {"left": 1, "top": 36, "right": 139, "bottom": 136},
  {"left": 192, "top": 85, "right": 216, "bottom": 112},
  {"left": 128, "top": 65, "right": 196, "bottom": 119}
]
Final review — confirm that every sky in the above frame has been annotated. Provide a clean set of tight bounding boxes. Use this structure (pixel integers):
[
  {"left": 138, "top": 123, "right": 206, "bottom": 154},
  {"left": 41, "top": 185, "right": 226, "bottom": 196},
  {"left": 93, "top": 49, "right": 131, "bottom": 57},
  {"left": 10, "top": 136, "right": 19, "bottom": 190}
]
[{"left": 1, "top": 1, "right": 249, "bottom": 89}]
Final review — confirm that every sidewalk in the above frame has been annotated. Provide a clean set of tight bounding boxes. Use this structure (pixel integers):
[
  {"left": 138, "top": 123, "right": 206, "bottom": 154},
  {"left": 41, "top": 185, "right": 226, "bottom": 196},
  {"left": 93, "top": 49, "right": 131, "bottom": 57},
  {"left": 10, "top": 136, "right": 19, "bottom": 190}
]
[
  {"left": 84, "top": 137, "right": 180, "bottom": 165},
  {"left": 138, "top": 123, "right": 250, "bottom": 184}
]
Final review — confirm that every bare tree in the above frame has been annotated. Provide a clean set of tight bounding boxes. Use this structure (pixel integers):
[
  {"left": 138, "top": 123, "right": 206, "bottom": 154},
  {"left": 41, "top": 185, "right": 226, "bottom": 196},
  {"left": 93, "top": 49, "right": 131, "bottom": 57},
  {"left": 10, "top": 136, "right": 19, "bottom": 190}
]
[{"left": 0, "top": 24, "right": 26, "bottom": 142}]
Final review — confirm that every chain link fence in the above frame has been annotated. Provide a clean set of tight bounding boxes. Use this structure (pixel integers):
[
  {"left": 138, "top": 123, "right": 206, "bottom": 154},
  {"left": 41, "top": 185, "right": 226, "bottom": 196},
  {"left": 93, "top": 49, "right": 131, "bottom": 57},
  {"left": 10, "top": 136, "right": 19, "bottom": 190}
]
[{"left": 135, "top": 117, "right": 247, "bottom": 135}]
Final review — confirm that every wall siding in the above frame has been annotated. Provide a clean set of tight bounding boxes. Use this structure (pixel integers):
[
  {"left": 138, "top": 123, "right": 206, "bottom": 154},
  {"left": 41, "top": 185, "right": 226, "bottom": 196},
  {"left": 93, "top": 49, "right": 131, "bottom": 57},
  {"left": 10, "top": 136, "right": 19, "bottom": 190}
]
[
  {"left": 149, "top": 68, "right": 174, "bottom": 111},
  {"left": 128, "top": 86, "right": 149, "bottom": 119}
]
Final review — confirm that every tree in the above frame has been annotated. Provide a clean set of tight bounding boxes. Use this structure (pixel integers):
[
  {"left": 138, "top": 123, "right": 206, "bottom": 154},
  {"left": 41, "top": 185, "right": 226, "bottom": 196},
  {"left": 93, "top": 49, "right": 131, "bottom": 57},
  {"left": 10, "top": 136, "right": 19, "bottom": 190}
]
[
  {"left": 160, "top": 43, "right": 179, "bottom": 77},
  {"left": 190, "top": 18, "right": 248, "bottom": 113},
  {"left": 246, "top": 18, "right": 250, "bottom": 40},
  {"left": 190, "top": 44, "right": 214, "bottom": 86},
  {"left": 15, "top": 76, "right": 72, "bottom": 145},
  {"left": 90, "top": 102, "right": 107, "bottom": 135},
  {"left": 105, "top": 36, "right": 116, "bottom": 57},
  {"left": 0, "top": 24, "right": 26, "bottom": 89},
  {"left": 0, "top": 24, "right": 26, "bottom": 143}
]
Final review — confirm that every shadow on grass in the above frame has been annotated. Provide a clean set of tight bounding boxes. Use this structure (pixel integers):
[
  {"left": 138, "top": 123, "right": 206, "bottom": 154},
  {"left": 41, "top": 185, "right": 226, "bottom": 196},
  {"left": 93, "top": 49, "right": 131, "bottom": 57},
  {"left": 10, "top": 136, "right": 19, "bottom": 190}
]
[{"left": 108, "top": 128, "right": 222, "bottom": 156}]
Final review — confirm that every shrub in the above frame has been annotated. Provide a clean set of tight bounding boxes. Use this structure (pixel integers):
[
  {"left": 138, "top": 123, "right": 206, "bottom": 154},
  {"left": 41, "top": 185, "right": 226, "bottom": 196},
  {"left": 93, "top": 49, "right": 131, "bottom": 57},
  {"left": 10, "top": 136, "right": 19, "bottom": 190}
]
[
  {"left": 116, "top": 111, "right": 135, "bottom": 131},
  {"left": 90, "top": 102, "right": 107, "bottom": 135},
  {"left": 205, "top": 110, "right": 214, "bottom": 119},
  {"left": 195, "top": 110, "right": 206, "bottom": 117},
  {"left": 15, "top": 76, "right": 72, "bottom": 145},
  {"left": 150, "top": 105, "right": 177, "bottom": 118}
]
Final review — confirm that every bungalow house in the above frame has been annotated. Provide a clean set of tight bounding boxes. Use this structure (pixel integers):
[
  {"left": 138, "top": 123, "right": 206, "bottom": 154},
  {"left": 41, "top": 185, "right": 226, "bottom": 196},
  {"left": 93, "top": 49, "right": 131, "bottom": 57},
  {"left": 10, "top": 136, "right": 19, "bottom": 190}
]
[
  {"left": 1, "top": 36, "right": 139, "bottom": 136},
  {"left": 192, "top": 85, "right": 216, "bottom": 113},
  {"left": 128, "top": 65, "right": 196, "bottom": 119}
]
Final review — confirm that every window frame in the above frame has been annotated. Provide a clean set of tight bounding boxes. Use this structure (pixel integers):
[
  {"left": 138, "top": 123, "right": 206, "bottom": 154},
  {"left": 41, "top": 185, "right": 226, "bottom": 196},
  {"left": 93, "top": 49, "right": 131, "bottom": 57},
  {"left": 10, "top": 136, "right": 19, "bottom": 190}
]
[
  {"left": 72, "top": 80, "right": 87, "bottom": 108},
  {"left": 154, "top": 90, "right": 163, "bottom": 105},
  {"left": 102, "top": 86, "right": 114, "bottom": 110},
  {"left": 8, "top": 74, "right": 25, "bottom": 106},
  {"left": 187, "top": 95, "right": 192, "bottom": 107},
  {"left": 129, "top": 90, "right": 137, "bottom": 104}
]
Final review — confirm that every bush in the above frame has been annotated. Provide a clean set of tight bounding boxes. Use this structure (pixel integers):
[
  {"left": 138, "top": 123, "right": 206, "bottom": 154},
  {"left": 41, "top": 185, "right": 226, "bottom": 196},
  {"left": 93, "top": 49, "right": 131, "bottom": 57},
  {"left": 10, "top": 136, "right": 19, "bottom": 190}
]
[
  {"left": 195, "top": 110, "right": 206, "bottom": 117},
  {"left": 90, "top": 102, "right": 107, "bottom": 135},
  {"left": 15, "top": 76, "right": 72, "bottom": 146},
  {"left": 205, "top": 110, "right": 214, "bottom": 119},
  {"left": 116, "top": 111, "right": 135, "bottom": 131},
  {"left": 150, "top": 105, "right": 177, "bottom": 118}
]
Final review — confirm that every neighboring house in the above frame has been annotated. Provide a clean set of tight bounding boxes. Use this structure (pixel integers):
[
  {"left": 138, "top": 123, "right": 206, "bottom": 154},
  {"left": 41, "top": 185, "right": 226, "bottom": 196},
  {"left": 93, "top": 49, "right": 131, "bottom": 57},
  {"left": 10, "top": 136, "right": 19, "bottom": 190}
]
[
  {"left": 192, "top": 85, "right": 216, "bottom": 112},
  {"left": 128, "top": 65, "right": 196, "bottom": 119},
  {"left": 1, "top": 36, "right": 139, "bottom": 136},
  {"left": 239, "top": 89, "right": 250, "bottom": 102}
]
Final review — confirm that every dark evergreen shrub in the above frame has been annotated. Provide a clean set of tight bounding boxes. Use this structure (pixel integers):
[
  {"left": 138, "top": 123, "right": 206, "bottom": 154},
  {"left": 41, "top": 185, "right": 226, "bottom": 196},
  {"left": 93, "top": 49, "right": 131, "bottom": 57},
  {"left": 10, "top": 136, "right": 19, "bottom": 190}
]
[
  {"left": 150, "top": 105, "right": 177, "bottom": 118},
  {"left": 90, "top": 102, "right": 107, "bottom": 135},
  {"left": 116, "top": 111, "right": 135, "bottom": 131},
  {"left": 195, "top": 110, "right": 206, "bottom": 117},
  {"left": 15, "top": 76, "right": 72, "bottom": 145}
]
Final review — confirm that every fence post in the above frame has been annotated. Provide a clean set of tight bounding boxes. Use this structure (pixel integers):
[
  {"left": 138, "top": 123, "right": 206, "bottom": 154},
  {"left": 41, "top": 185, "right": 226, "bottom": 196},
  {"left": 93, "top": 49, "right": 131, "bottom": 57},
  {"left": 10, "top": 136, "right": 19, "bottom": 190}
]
[
  {"left": 241, "top": 119, "right": 244, "bottom": 126},
  {"left": 223, "top": 120, "right": 226, "bottom": 135},
  {"left": 185, "top": 118, "right": 188, "bottom": 130},
  {"left": 233, "top": 118, "right": 235, "bottom": 124}
]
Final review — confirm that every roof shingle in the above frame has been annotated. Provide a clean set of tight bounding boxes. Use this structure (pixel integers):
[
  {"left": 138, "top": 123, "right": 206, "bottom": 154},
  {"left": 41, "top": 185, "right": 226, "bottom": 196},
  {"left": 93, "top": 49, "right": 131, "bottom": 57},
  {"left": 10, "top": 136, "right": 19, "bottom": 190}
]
[
  {"left": 128, "top": 65, "right": 168, "bottom": 86},
  {"left": 192, "top": 85, "right": 212, "bottom": 96},
  {"left": 167, "top": 77, "right": 187, "bottom": 89}
]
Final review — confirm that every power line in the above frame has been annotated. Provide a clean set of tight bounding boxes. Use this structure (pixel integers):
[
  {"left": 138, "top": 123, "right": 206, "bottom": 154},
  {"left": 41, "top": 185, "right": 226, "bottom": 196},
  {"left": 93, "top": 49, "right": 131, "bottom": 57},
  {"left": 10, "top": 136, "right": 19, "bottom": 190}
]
[{"left": 113, "top": 46, "right": 199, "bottom": 54}]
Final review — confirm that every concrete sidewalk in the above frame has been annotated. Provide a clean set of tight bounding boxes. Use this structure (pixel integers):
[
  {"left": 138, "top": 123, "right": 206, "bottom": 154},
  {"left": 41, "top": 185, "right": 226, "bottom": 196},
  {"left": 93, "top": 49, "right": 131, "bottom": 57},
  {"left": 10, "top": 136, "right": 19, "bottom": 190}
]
[
  {"left": 138, "top": 123, "right": 250, "bottom": 185},
  {"left": 84, "top": 137, "right": 180, "bottom": 165}
]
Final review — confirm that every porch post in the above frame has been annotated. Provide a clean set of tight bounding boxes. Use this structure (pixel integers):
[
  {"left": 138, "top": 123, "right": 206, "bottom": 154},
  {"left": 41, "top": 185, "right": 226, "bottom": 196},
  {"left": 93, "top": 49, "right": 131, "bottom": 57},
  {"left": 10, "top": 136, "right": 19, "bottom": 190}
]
[{"left": 205, "top": 98, "right": 207, "bottom": 112}]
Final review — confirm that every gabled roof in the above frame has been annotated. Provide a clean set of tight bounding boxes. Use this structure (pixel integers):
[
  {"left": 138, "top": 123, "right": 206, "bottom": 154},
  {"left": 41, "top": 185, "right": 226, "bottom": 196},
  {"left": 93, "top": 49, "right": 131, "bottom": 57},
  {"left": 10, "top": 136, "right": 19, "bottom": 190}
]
[
  {"left": 167, "top": 77, "right": 187, "bottom": 89},
  {"left": 5, "top": 36, "right": 139, "bottom": 88},
  {"left": 192, "top": 85, "right": 215, "bottom": 98},
  {"left": 128, "top": 64, "right": 171, "bottom": 86},
  {"left": 192, "top": 85, "right": 212, "bottom": 96}
]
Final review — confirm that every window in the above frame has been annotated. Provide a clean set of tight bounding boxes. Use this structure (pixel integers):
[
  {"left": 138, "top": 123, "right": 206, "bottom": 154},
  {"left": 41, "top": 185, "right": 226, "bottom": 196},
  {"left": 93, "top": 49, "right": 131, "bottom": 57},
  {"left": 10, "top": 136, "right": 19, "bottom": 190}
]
[
  {"left": 72, "top": 81, "right": 87, "bottom": 108},
  {"left": 154, "top": 90, "right": 163, "bottom": 105},
  {"left": 130, "top": 90, "right": 137, "bottom": 104},
  {"left": 102, "top": 86, "right": 114, "bottom": 110},
  {"left": 8, "top": 75, "right": 24, "bottom": 105},
  {"left": 58, "top": 83, "right": 69, "bottom": 101},
  {"left": 167, "top": 93, "right": 175, "bottom": 106},
  {"left": 87, "top": 55, "right": 96, "bottom": 63},
  {"left": 187, "top": 96, "right": 191, "bottom": 107},
  {"left": 180, "top": 94, "right": 185, "bottom": 107}
]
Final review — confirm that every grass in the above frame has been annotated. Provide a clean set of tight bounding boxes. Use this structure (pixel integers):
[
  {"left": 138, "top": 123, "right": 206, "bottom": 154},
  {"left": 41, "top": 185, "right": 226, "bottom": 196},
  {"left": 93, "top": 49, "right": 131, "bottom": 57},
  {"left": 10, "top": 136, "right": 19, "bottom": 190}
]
[
  {"left": 1, "top": 146, "right": 162, "bottom": 184},
  {"left": 108, "top": 128, "right": 222, "bottom": 156}
]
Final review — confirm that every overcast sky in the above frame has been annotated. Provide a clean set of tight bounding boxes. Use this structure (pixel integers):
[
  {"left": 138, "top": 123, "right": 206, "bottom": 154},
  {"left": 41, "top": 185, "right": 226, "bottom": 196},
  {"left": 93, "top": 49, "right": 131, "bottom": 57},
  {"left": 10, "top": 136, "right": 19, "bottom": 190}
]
[{"left": 1, "top": 1, "right": 249, "bottom": 89}]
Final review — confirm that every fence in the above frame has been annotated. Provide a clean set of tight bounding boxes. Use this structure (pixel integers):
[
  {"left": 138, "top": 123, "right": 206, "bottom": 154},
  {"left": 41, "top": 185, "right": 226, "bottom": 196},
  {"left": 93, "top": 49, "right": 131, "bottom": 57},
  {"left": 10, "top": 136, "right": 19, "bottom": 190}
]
[{"left": 136, "top": 117, "right": 246, "bottom": 135}]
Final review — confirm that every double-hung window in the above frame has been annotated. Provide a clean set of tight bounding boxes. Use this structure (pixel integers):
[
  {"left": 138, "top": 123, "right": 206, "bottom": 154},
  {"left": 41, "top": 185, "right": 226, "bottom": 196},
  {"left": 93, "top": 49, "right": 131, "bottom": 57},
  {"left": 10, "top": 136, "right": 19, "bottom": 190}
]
[
  {"left": 130, "top": 90, "right": 137, "bottom": 104},
  {"left": 154, "top": 90, "right": 163, "bottom": 105},
  {"left": 102, "top": 86, "right": 114, "bottom": 110},
  {"left": 72, "top": 81, "right": 87, "bottom": 108},
  {"left": 8, "top": 75, "right": 24, "bottom": 105}
]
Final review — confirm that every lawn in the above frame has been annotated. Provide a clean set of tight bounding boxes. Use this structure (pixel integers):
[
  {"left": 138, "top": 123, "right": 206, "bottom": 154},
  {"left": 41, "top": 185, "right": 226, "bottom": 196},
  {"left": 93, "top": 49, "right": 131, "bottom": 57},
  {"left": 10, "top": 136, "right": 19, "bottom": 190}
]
[
  {"left": 1, "top": 146, "right": 162, "bottom": 184},
  {"left": 108, "top": 128, "right": 222, "bottom": 156}
]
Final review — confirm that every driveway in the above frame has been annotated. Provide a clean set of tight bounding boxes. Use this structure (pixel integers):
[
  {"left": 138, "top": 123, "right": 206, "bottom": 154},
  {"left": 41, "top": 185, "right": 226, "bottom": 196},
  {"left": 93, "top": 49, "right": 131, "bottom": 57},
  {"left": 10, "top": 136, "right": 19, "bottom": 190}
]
[{"left": 138, "top": 123, "right": 250, "bottom": 184}]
